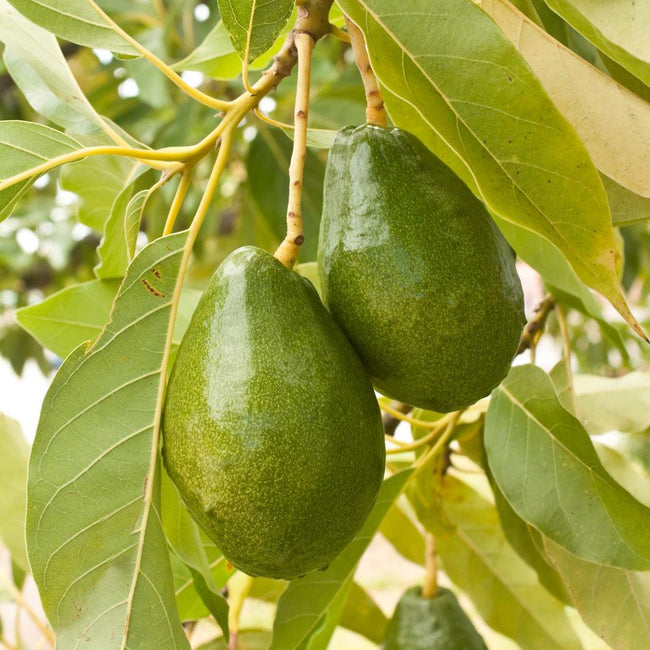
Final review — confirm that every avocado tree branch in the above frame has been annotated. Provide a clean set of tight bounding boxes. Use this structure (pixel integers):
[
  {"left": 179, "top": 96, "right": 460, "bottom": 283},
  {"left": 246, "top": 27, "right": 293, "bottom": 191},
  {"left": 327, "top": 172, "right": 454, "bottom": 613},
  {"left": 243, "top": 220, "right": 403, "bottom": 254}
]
[
  {"left": 344, "top": 16, "right": 387, "bottom": 127},
  {"left": 274, "top": 32, "right": 315, "bottom": 269}
]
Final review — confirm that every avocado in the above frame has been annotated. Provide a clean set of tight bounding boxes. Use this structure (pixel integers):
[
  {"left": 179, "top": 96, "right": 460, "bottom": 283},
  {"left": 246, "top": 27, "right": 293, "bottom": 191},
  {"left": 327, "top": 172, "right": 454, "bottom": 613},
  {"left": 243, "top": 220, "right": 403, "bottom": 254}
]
[
  {"left": 162, "top": 246, "right": 385, "bottom": 580},
  {"left": 318, "top": 125, "right": 525, "bottom": 412},
  {"left": 382, "top": 587, "right": 488, "bottom": 650}
]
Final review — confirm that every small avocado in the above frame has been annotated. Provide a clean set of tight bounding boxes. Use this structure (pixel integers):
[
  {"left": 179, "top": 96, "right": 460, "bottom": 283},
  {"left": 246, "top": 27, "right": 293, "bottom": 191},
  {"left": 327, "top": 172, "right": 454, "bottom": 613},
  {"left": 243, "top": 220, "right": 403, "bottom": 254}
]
[
  {"left": 382, "top": 587, "right": 488, "bottom": 650},
  {"left": 318, "top": 125, "right": 525, "bottom": 412},
  {"left": 162, "top": 246, "right": 385, "bottom": 580}
]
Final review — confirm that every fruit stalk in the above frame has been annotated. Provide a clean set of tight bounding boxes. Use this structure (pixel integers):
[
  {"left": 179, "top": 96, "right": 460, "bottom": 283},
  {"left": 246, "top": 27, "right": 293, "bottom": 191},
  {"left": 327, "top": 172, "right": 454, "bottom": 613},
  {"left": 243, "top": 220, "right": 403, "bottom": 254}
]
[
  {"left": 274, "top": 32, "right": 315, "bottom": 269},
  {"left": 344, "top": 16, "right": 387, "bottom": 127},
  {"left": 421, "top": 532, "right": 439, "bottom": 598}
]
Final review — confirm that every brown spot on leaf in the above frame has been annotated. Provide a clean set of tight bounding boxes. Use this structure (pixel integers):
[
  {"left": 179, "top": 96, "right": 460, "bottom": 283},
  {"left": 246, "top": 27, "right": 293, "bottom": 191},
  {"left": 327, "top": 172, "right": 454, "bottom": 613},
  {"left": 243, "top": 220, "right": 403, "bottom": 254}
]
[
  {"left": 142, "top": 278, "right": 165, "bottom": 298},
  {"left": 151, "top": 267, "right": 161, "bottom": 279}
]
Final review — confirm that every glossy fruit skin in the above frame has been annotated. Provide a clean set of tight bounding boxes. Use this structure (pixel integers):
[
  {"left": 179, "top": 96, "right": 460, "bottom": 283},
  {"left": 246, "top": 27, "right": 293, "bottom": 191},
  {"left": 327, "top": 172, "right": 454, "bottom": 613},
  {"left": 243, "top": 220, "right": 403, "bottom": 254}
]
[
  {"left": 162, "top": 246, "right": 385, "bottom": 580},
  {"left": 318, "top": 125, "right": 525, "bottom": 412},
  {"left": 382, "top": 587, "right": 488, "bottom": 650}
]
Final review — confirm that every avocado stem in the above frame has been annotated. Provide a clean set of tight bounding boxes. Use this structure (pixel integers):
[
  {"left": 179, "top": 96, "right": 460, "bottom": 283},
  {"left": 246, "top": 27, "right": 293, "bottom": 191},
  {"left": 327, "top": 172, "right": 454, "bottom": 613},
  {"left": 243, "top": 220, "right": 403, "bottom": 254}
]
[
  {"left": 274, "top": 32, "right": 315, "bottom": 269},
  {"left": 344, "top": 17, "right": 388, "bottom": 128},
  {"left": 421, "top": 533, "right": 439, "bottom": 599}
]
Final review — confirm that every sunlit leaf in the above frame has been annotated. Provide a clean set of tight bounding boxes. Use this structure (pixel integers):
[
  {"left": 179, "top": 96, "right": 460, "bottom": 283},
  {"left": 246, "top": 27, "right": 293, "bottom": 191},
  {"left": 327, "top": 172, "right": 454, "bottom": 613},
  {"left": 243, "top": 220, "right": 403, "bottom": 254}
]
[
  {"left": 6, "top": 0, "right": 137, "bottom": 55},
  {"left": 480, "top": 0, "right": 650, "bottom": 207},
  {"left": 218, "top": 0, "right": 293, "bottom": 62},
  {"left": 26, "top": 232, "right": 190, "bottom": 648},
  {"left": 337, "top": 0, "right": 643, "bottom": 336},
  {"left": 545, "top": 538, "right": 650, "bottom": 650},
  {"left": 0, "top": 121, "right": 81, "bottom": 220},
  {"left": 545, "top": 0, "right": 650, "bottom": 88},
  {"left": 573, "top": 372, "right": 650, "bottom": 435},
  {"left": 339, "top": 581, "right": 388, "bottom": 645},
  {"left": 0, "top": 0, "right": 110, "bottom": 135},
  {"left": 485, "top": 364, "right": 650, "bottom": 570},
  {"left": 437, "top": 474, "right": 581, "bottom": 649},
  {"left": 0, "top": 413, "right": 29, "bottom": 570},
  {"left": 15, "top": 279, "right": 120, "bottom": 358}
]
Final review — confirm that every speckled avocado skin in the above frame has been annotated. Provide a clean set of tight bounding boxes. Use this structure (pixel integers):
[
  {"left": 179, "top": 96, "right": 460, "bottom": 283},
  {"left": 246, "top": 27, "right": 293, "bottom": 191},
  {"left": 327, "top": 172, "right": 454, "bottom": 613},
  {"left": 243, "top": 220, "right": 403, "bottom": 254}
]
[
  {"left": 162, "top": 246, "right": 385, "bottom": 580},
  {"left": 382, "top": 587, "right": 488, "bottom": 650},
  {"left": 318, "top": 125, "right": 525, "bottom": 412}
]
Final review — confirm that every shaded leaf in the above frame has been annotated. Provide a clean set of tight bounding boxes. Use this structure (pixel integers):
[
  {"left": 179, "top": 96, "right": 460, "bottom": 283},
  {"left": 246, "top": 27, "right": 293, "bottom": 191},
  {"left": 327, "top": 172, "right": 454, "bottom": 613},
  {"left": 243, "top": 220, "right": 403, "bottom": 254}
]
[
  {"left": 218, "top": 0, "right": 293, "bottom": 62},
  {"left": 0, "top": 0, "right": 106, "bottom": 134},
  {"left": 0, "top": 121, "right": 81, "bottom": 221},
  {"left": 338, "top": 0, "right": 642, "bottom": 336},
  {"left": 379, "top": 502, "right": 425, "bottom": 566},
  {"left": 270, "top": 470, "right": 413, "bottom": 649},
  {"left": 26, "top": 232, "right": 190, "bottom": 648},
  {"left": 197, "top": 630, "right": 272, "bottom": 650},
  {"left": 545, "top": 0, "right": 650, "bottom": 88},
  {"left": 480, "top": 0, "right": 650, "bottom": 204},
  {"left": 485, "top": 364, "right": 650, "bottom": 570},
  {"left": 549, "top": 359, "right": 578, "bottom": 416},
  {"left": 573, "top": 372, "right": 650, "bottom": 435},
  {"left": 0, "top": 414, "right": 29, "bottom": 569},
  {"left": 60, "top": 152, "right": 137, "bottom": 231},
  {"left": 15, "top": 279, "right": 120, "bottom": 358},
  {"left": 95, "top": 180, "right": 148, "bottom": 279},
  {"left": 247, "top": 127, "right": 324, "bottom": 262},
  {"left": 6, "top": 0, "right": 137, "bottom": 55},
  {"left": 161, "top": 470, "right": 231, "bottom": 636},
  {"left": 437, "top": 474, "right": 581, "bottom": 649},
  {"left": 340, "top": 581, "right": 388, "bottom": 645}
]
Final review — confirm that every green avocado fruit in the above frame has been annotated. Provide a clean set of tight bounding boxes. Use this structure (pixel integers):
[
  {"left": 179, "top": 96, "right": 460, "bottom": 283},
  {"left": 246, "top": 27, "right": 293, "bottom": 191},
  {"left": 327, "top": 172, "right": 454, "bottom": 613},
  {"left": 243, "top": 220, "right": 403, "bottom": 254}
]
[
  {"left": 318, "top": 125, "right": 525, "bottom": 412},
  {"left": 382, "top": 587, "right": 488, "bottom": 650},
  {"left": 162, "top": 246, "right": 385, "bottom": 580}
]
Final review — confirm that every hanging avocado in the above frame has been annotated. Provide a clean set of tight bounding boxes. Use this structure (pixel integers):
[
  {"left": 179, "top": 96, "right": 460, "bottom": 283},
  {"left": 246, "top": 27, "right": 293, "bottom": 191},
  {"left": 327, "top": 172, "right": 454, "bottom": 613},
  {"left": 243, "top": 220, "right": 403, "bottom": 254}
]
[
  {"left": 383, "top": 587, "right": 488, "bottom": 649},
  {"left": 163, "top": 246, "right": 385, "bottom": 580},
  {"left": 318, "top": 125, "right": 525, "bottom": 412}
]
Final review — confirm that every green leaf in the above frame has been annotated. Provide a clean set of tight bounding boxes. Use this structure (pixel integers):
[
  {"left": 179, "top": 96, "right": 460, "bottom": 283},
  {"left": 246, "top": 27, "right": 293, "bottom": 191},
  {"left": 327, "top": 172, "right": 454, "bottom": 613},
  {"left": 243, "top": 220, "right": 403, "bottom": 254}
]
[
  {"left": 197, "top": 630, "right": 272, "bottom": 650},
  {"left": 95, "top": 180, "right": 148, "bottom": 280},
  {"left": 338, "top": 0, "right": 643, "bottom": 336},
  {"left": 161, "top": 470, "right": 231, "bottom": 636},
  {"left": 549, "top": 359, "right": 578, "bottom": 416},
  {"left": 437, "top": 474, "right": 580, "bottom": 649},
  {"left": 545, "top": 0, "right": 650, "bottom": 88},
  {"left": 270, "top": 470, "right": 414, "bottom": 650},
  {"left": 339, "top": 581, "right": 388, "bottom": 645},
  {"left": 573, "top": 372, "right": 650, "bottom": 435},
  {"left": 60, "top": 152, "right": 137, "bottom": 231},
  {"left": 379, "top": 502, "right": 425, "bottom": 566},
  {"left": 480, "top": 0, "right": 650, "bottom": 208},
  {"left": 0, "top": 414, "right": 29, "bottom": 570},
  {"left": 247, "top": 127, "right": 324, "bottom": 262},
  {"left": 0, "top": 121, "right": 81, "bottom": 221},
  {"left": 26, "top": 232, "right": 190, "bottom": 649},
  {"left": 490, "top": 474, "right": 572, "bottom": 605},
  {"left": 485, "top": 364, "right": 650, "bottom": 570},
  {"left": 6, "top": 0, "right": 137, "bottom": 55},
  {"left": 544, "top": 538, "right": 650, "bottom": 650},
  {"left": 16, "top": 279, "right": 120, "bottom": 358},
  {"left": 494, "top": 217, "right": 627, "bottom": 354},
  {"left": 218, "top": 0, "right": 293, "bottom": 62},
  {"left": 0, "top": 0, "right": 108, "bottom": 134}
]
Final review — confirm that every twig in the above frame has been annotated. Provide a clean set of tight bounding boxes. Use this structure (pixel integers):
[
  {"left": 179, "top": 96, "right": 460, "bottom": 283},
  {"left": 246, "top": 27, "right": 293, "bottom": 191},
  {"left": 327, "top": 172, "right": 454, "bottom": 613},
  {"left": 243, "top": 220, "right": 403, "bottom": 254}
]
[
  {"left": 273, "top": 32, "right": 315, "bottom": 269},
  {"left": 344, "top": 16, "right": 387, "bottom": 127},
  {"left": 163, "top": 168, "right": 194, "bottom": 236},
  {"left": 517, "top": 293, "right": 556, "bottom": 362},
  {"left": 382, "top": 401, "right": 412, "bottom": 436}
]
